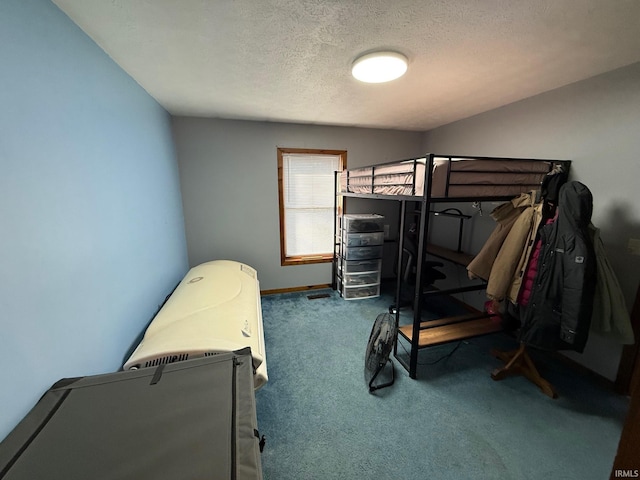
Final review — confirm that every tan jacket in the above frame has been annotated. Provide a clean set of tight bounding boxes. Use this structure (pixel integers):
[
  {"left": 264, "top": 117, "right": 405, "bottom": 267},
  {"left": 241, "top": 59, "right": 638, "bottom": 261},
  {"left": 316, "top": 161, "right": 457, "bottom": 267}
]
[
  {"left": 467, "top": 199, "right": 526, "bottom": 281},
  {"left": 479, "top": 192, "right": 544, "bottom": 302}
]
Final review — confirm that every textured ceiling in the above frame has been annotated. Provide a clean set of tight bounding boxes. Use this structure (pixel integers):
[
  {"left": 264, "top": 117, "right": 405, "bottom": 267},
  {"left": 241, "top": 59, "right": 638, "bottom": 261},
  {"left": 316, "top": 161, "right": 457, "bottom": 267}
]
[{"left": 52, "top": 0, "right": 640, "bottom": 131}]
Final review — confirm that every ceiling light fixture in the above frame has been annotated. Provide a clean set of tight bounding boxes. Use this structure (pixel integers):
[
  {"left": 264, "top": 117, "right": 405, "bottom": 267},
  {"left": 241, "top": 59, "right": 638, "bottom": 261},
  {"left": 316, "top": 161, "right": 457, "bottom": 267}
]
[{"left": 351, "top": 51, "right": 408, "bottom": 83}]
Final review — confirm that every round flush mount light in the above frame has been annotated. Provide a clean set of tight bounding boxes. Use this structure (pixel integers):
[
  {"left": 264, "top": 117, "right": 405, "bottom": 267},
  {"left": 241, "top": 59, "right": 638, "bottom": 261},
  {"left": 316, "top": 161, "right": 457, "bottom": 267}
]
[{"left": 351, "top": 51, "right": 408, "bottom": 83}]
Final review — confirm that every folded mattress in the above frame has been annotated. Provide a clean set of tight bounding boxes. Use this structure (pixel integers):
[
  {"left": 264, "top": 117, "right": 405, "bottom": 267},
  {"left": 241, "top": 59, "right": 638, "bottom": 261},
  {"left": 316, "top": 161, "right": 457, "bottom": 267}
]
[
  {"left": 124, "top": 260, "right": 268, "bottom": 389},
  {"left": 0, "top": 350, "right": 263, "bottom": 480}
]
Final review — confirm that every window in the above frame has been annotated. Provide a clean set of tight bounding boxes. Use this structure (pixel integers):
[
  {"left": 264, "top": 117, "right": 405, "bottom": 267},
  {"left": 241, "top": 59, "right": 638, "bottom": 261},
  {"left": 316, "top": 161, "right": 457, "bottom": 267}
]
[{"left": 277, "top": 148, "right": 346, "bottom": 266}]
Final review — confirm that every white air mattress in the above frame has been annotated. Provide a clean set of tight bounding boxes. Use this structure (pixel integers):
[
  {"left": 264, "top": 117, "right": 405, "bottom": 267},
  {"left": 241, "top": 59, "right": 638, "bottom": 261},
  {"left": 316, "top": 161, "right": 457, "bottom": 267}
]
[{"left": 123, "top": 260, "right": 268, "bottom": 389}]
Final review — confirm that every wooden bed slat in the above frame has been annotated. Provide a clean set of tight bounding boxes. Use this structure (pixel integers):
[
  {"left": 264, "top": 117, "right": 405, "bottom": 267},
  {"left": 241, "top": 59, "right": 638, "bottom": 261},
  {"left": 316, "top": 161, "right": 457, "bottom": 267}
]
[{"left": 398, "top": 315, "right": 502, "bottom": 347}]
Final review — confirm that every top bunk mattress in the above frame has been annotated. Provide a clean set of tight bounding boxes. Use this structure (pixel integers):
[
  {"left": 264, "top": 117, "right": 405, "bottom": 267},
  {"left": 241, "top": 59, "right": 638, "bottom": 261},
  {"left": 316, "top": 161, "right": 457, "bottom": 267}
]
[{"left": 340, "top": 157, "right": 555, "bottom": 199}]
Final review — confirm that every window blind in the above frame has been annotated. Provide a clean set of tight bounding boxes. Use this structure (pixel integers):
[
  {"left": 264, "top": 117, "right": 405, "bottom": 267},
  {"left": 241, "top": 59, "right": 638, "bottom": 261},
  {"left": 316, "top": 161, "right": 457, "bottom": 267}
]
[{"left": 283, "top": 154, "right": 340, "bottom": 256}]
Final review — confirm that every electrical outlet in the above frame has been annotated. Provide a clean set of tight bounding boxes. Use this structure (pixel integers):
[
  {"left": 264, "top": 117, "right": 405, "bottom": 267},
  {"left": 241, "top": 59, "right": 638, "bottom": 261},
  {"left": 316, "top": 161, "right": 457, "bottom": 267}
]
[{"left": 627, "top": 238, "right": 640, "bottom": 256}]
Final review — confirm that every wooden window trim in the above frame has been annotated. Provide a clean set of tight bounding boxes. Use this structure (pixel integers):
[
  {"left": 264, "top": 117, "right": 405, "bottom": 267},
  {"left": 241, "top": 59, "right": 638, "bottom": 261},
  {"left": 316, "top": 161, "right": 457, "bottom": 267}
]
[{"left": 277, "top": 147, "right": 346, "bottom": 266}]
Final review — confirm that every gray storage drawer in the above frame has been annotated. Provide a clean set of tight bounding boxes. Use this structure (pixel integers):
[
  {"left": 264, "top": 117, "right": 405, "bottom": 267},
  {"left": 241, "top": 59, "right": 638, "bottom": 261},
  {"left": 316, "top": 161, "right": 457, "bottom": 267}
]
[
  {"left": 342, "top": 244, "right": 383, "bottom": 261},
  {"left": 342, "top": 214, "right": 384, "bottom": 233},
  {"left": 342, "top": 231, "right": 384, "bottom": 247}
]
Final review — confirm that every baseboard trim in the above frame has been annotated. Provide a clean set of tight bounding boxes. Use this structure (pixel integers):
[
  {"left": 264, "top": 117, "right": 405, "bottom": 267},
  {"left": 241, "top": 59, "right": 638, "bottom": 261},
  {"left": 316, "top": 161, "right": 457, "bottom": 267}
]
[
  {"left": 551, "top": 350, "right": 616, "bottom": 391},
  {"left": 261, "top": 284, "right": 332, "bottom": 296}
]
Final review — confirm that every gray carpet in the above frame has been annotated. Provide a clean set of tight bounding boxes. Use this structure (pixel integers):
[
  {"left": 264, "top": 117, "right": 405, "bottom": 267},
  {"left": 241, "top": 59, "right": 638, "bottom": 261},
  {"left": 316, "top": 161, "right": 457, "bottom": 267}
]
[{"left": 255, "top": 285, "right": 628, "bottom": 479}]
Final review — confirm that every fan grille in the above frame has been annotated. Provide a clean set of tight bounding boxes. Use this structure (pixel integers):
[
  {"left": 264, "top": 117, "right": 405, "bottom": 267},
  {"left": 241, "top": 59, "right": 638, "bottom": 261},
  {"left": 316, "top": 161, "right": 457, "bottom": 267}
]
[{"left": 364, "top": 313, "right": 396, "bottom": 388}]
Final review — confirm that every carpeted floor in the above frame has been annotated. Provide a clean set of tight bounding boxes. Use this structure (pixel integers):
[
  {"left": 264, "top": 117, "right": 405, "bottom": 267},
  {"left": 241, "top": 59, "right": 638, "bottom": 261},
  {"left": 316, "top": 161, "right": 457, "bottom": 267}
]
[{"left": 255, "top": 286, "right": 628, "bottom": 480}]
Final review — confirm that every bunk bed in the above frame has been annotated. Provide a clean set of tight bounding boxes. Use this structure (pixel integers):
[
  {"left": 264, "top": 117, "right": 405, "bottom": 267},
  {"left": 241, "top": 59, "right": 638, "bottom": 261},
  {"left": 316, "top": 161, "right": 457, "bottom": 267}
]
[{"left": 334, "top": 153, "right": 571, "bottom": 379}]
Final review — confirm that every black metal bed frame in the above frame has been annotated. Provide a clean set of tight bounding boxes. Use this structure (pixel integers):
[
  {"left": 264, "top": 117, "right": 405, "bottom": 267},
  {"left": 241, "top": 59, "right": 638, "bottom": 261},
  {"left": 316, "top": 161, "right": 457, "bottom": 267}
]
[{"left": 333, "top": 153, "right": 571, "bottom": 379}]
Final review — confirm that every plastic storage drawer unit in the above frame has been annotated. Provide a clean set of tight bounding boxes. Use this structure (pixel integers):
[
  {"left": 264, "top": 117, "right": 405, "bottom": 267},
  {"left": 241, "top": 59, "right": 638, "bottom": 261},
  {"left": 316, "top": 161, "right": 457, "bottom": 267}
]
[
  {"left": 342, "top": 214, "right": 384, "bottom": 233},
  {"left": 336, "top": 213, "right": 384, "bottom": 301}
]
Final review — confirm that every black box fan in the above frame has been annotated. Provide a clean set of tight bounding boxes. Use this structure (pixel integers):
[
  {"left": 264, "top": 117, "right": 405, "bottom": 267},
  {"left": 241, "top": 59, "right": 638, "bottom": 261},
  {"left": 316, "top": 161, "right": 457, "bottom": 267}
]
[{"left": 364, "top": 313, "right": 397, "bottom": 393}]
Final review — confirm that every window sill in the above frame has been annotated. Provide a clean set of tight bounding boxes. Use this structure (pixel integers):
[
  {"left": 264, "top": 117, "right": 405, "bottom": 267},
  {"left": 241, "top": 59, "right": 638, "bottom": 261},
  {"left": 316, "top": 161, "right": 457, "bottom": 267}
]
[{"left": 281, "top": 255, "right": 333, "bottom": 266}]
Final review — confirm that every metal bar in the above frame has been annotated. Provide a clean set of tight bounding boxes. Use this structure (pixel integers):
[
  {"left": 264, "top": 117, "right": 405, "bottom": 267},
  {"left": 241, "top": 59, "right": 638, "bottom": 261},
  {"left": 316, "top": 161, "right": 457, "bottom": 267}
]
[
  {"left": 444, "top": 156, "right": 452, "bottom": 197},
  {"left": 421, "top": 283, "right": 488, "bottom": 296},
  {"left": 432, "top": 209, "right": 472, "bottom": 219},
  {"left": 332, "top": 171, "right": 338, "bottom": 290},
  {"left": 393, "top": 200, "right": 407, "bottom": 359},
  {"left": 395, "top": 349, "right": 410, "bottom": 373},
  {"left": 409, "top": 154, "right": 434, "bottom": 379}
]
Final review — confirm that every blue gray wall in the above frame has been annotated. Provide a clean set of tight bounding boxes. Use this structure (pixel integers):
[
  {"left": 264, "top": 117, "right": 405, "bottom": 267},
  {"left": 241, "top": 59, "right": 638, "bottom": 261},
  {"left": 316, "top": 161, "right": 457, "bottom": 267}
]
[
  {"left": 0, "top": 0, "right": 188, "bottom": 439},
  {"left": 172, "top": 117, "right": 424, "bottom": 290}
]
